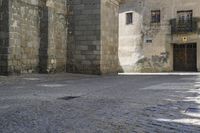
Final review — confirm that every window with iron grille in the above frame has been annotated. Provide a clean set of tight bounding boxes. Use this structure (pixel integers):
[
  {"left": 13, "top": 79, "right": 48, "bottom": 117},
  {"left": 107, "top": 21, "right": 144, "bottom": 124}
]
[
  {"left": 151, "top": 10, "right": 160, "bottom": 23},
  {"left": 177, "top": 10, "right": 193, "bottom": 32},
  {"left": 126, "top": 12, "right": 133, "bottom": 25}
]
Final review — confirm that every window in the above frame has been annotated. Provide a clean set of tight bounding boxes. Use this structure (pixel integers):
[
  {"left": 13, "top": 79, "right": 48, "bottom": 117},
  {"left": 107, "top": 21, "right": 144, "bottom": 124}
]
[
  {"left": 126, "top": 13, "right": 133, "bottom": 25},
  {"left": 177, "top": 10, "right": 192, "bottom": 24},
  {"left": 146, "top": 39, "right": 152, "bottom": 43},
  {"left": 177, "top": 10, "right": 193, "bottom": 32},
  {"left": 151, "top": 10, "right": 160, "bottom": 23}
]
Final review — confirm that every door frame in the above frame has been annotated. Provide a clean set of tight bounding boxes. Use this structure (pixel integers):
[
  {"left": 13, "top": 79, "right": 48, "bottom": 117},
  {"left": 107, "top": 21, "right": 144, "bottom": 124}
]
[{"left": 173, "top": 43, "right": 197, "bottom": 72}]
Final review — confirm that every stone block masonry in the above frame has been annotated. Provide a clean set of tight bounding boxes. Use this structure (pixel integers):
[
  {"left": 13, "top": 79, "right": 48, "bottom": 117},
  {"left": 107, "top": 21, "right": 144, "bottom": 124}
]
[
  {"left": 101, "top": 0, "right": 120, "bottom": 74},
  {"left": 67, "top": 0, "right": 101, "bottom": 74},
  {"left": 9, "top": 0, "right": 40, "bottom": 74},
  {"left": 0, "top": 0, "right": 9, "bottom": 75},
  {"left": 67, "top": 0, "right": 120, "bottom": 74},
  {"left": 39, "top": 0, "right": 67, "bottom": 73},
  {"left": 0, "top": 0, "right": 68, "bottom": 75},
  {"left": 0, "top": 0, "right": 121, "bottom": 75}
]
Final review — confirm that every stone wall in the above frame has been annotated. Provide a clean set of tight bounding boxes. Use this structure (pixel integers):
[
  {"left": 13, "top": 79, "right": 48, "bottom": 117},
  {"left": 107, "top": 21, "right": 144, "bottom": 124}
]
[
  {"left": 67, "top": 0, "right": 121, "bottom": 75},
  {"left": 9, "top": 0, "right": 40, "bottom": 74},
  {"left": 39, "top": 0, "right": 67, "bottom": 73},
  {"left": 0, "top": 0, "right": 124, "bottom": 75},
  {"left": 0, "top": 0, "right": 67, "bottom": 75},
  {"left": 0, "top": 0, "right": 9, "bottom": 74},
  {"left": 119, "top": 0, "right": 144, "bottom": 72},
  {"left": 67, "top": 0, "right": 101, "bottom": 74},
  {"left": 100, "top": 0, "right": 120, "bottom": 74},
  {"left": 119, "top": 0, "right": 200, "bottom": 72}
]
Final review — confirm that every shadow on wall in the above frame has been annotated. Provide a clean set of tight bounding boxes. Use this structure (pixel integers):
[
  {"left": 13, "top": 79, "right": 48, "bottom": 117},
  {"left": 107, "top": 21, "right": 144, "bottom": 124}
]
[
  {"left": 0, "top": 0, "right": 9, "bottom": 75},
  {"left": 39, "top": 3, "right": 49, "bottom": 73}
]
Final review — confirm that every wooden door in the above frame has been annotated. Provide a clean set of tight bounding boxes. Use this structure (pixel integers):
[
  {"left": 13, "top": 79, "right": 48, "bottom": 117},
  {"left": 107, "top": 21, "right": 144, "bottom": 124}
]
[{"left": 173, "top": 43, "right": 197, "bottom": 71}]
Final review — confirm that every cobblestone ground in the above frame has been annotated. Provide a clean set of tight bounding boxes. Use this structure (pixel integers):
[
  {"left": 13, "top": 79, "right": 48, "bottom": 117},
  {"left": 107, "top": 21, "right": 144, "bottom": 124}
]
[{"left": 0, "top": 73, "right": 200, "bottom": 133}]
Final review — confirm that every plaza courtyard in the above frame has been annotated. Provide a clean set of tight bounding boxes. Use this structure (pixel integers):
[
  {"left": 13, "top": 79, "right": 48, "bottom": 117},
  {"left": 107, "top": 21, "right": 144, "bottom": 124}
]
[{"left": 0, "top": 73, "right": 200, "bottom": 132}]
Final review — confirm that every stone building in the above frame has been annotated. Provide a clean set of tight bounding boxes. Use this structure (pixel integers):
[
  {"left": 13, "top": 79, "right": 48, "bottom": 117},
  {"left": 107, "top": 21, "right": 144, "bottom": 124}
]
[
  {"left": 0, "top": 0, "right": 121, "bottom": 75},
  {"left": 119, "top": 0, "right": 200, "bottom": 72},
  {"left": 0, "top": 0, "right": 200, "bottom": 75},
  {"left": 0, "top": 0, "right": 68, "bottom": 75},
  {"left": 67, "top": 0, "right": 120, "bottom": 74}
]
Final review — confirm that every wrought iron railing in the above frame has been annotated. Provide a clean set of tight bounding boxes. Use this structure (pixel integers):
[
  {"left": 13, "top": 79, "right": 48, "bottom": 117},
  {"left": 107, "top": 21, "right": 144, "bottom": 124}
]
[{"left": 170, "top": 18, "right": 198, "bottom": 34}]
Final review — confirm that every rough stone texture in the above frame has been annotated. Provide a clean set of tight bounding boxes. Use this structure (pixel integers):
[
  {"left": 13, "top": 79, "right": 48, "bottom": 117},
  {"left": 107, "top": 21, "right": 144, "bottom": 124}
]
[
  {"left": 9, "top": 0, "right": 40, "bottom": 74},
  {"left": 39, "top": 0, "right": 67, "bottom": 73},
  {"left": 100, "top": 0, "right": 120, "bottom": 74},
  {"left": 67, "top": 0, "right": 101, "bottom": 74},
  {"left": 1, "top": 0, "right": 200, "bottom": 75},
  {"left": 0, "top": 0, "right": 67, "bottom": 75},
  {"left": 0, "top": 74, "right": 200, "bottom": 132},
  {"left": 0, "top": 0, "right": 121, "bottom": 75},
  {"left": 119, "top": 0, "right": 200, "bottom": 72},
  {"left": 0, "top": 0, "right": 9, "bottom": 75},
  {"left": 67, "top": 0, "right": 120, "bottom": 75}
]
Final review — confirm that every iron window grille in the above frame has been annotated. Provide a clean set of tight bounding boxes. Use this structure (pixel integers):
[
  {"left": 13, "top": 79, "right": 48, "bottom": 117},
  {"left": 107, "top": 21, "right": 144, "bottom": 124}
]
[{"left": 151, "top": 10, "right": 160, "bottom": 23}]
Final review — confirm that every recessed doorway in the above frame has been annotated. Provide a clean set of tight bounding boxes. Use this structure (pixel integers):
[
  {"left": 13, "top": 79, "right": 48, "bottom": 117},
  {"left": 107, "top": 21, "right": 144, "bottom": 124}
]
[{"left": 173, "top": 43, "right": 197, "bottom": 72}]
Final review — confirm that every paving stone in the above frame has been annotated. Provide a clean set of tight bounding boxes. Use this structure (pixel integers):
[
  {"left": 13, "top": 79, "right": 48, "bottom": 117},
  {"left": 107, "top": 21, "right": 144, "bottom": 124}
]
[{"left": 0, "top": 75, "right": 200, "bottom": 132}]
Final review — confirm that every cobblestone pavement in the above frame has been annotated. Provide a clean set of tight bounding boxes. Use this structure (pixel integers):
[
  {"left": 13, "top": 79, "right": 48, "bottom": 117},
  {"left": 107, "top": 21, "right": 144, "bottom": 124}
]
[{"left": 0, "top": 73, "right": 200, "bottom": 133}]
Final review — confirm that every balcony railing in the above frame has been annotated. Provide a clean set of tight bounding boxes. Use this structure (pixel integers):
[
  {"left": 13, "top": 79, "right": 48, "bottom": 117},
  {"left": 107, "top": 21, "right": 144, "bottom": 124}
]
[{"left": 170, "top": 18, "right": 198, "bottom": 34}]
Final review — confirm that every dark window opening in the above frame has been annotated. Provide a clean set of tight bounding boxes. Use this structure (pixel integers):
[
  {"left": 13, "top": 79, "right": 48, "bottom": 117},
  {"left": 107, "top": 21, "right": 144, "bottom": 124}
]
[
  {"left": 126, "top": 13, "right": 133, "bottom": 25},
  {"left": 177, "top": 10, "right": 193, "bottom": 32},
  {"left": 146, "top": 39, "right": 152, "bottom": 43},
  {"left": 151, "top": 10, "right": 160, "bottom": 23}
]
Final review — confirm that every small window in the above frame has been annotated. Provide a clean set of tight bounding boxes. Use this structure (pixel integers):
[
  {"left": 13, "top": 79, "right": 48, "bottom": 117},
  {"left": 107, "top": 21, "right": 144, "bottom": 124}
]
[
  {"left": 146, "top": 39, "right": 152, "bottom": 43},
  {"left": 151, "top": 10, "right": 160, "bottom": 23},
  {"left": 126, "top": 13, "right": 133, "bottom": 25}
]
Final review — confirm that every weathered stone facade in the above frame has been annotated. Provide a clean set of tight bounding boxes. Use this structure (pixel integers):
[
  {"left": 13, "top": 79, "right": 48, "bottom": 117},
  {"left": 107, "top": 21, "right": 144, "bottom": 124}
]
[
  {"left": 0, "top": 0, "right": 121, "bottom": 75},
  {"left": 0, "top": 0, "right": 68, "bottom": 75},
  {"left": 67, "top": 0, "right": 120, "bottom": 74},
  {"left": 39, "top": 0, "right": 67, "bottom": 73},
  {"left": 67, "top": 0, "right": 101, "bottom": 74},
  {"left": 9, "top": 0, "right": 40, "bottom": 74},
  {"left": 101, "top": 0, "right": 120, "bottom": 74},
  {"left": 0, "top": 0, "right": 9, "bottom": 75},
  {"left": 1, "top": 0, "right": 199, "bottom": 75},
  {"left": 119, "top": 0, "right": 200, "bottom": 72}
]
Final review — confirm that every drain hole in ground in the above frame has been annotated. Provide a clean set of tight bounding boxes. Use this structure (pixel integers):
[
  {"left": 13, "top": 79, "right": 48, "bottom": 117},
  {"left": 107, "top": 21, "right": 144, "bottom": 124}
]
[{"left": 57, "top": 96, "right": 80, "bottom": 101}]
